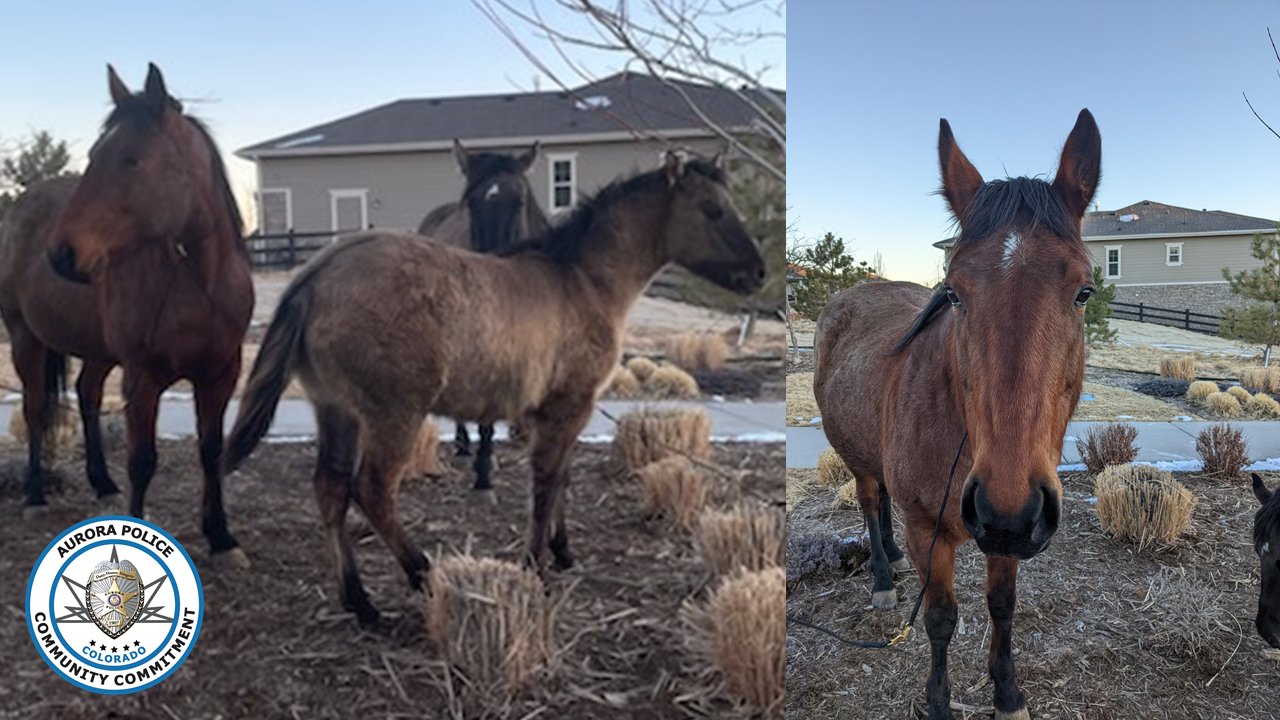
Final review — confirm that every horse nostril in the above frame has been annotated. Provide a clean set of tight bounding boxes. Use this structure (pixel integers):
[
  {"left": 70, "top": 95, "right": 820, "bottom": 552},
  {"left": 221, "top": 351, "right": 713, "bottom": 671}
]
[
  {"left": 1040, "top": 485, "right": 1060, "bottom": 532},
  {"left": 756, "top": 266, "right": 766, "bottom": 281}
]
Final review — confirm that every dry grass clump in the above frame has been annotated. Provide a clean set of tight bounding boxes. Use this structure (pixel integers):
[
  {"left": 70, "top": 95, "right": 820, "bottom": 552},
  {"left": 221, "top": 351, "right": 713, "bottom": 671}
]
[
  {"left": 1142, "top": 566, "right": 1230, "bottom": 662},
  {"left": 834, "top": 480, "right": 859, "bottom": 508},
  {"left": 10, "top": 407, "right": 83, "bottom": 461},
  {"left": 1247, "top": 391, "right": 1280, "bottom": 418},
  {"left": 646, "top": 364, "right": 701, "bottom": 398},
  {"left": 626, "top": 356, "right": 659, "bottom": 382},
  {"left": 1206, "top": 391, "right": 1242, "bottom": 418},
  {"left": 816, "top": 447, "right": 855, "bottom": 488},
  {"left": 1226, "top": 385, "right": 1253, "bottom": 403},
  {"left": 1186, "top": 380, "right": 1219, "bottom": 403},
  {"left": 1239, "top": 366, "right": 1280, "bottom": 393},
  {"left": 681, "top": 568, "right": 785, "bottom": 716},
  {"left": 667, "top": 332, "right": 729, "bottom": 371},
  {"left": 1078, "top": 423, "right": 1139, "bottom": 475},
  {"left": 1196, "top": 423, "right": 1249, "bottom": 480},
  {"left": 636, "top": 456, "right": 708, "bottom": 531},
  {"left": 613, "top": 407, "right": 711, "bottom": 469},
  {"left": 1094, "top": 464, "right": 1196, "bottom": 549},
  {"left": 606, "top": 365, "right": 642, "bottom": 398},
  {"left": 1159, "top": 355, "right": 1197, "bottom": 381},
  {"left": 425, "top": 554, "right": 557, "bottom": 706},
  {"left": 404, "top": 419, "right": 440, "bottom": 479},
  {"left": 695, "top": 503, "right": 784, "bottom": 577}
]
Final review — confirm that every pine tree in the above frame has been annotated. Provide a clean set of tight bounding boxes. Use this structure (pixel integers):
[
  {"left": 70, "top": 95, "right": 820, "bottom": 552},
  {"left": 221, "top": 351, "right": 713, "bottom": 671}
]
[
  {"left": 0, "top": 131, "right": 72, "bottom": 224},
  {"left": 789, "top": 232, "right": 872, "bottom": 320},
  {"left": 1220, "top": 228, "right": 1280, "bottom": 365},
  {"left": 1085, "top": 265, "right": 1118, "bottom": 344}
]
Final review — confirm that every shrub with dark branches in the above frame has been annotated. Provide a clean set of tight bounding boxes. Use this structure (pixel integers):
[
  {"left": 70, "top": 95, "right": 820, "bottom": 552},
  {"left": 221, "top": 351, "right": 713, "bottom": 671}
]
[
  {"left": 1134, "top": 378, "right": 1191, "bottom": 398},
  {"left": 1078, "top": 423, "right": 1139, "bottom": 475},
  {"left": 1196, "top": 423, "right": 1249, "bottom": 480}
]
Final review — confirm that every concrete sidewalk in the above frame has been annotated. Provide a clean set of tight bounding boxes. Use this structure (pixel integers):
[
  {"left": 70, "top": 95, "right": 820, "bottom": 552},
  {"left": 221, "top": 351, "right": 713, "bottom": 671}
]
[{"left": 787, "top": 422, "right": 1280, "bottom": 471}]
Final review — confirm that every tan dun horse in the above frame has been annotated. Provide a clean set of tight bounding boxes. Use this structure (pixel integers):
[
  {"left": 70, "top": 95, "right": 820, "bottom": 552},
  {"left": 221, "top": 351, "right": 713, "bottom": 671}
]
[
  {"left": 815, "top": 110, "right": 1101, "bottom": 719},
  {"left": 418, "top": 139, "right": 548, "bottom": 496},
  {"left": 224, "top": 152, "right": 764, "bottom": 625},
  {"left": 1253, "top": 473, "right": 1280, "bottom": 648},
  {"left": 27, "top": 64, "right": 253, "bottom": 564}
]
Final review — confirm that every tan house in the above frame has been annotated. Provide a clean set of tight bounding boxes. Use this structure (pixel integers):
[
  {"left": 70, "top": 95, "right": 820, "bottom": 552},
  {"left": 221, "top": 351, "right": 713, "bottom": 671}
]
[
  {"left": 236, "top": 72, "right": 776, "bottom": 240},
  {"left": 934, "top": 200, "right": 1277, "bottom": 312}
]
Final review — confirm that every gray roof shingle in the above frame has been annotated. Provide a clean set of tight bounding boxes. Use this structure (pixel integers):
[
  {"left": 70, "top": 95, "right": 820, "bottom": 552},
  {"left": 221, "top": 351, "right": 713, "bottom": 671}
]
[
  {"left": 932, "top": 200, "right": 1275, "bottom": 249},
  {"left": 238, "top": 72, "right": 781, "bottom": 157}
]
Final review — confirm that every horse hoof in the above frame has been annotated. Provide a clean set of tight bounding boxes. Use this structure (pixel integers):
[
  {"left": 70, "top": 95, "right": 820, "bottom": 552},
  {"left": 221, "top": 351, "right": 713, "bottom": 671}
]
[
  {"left": 22, "top": 504, "right": 49, "bottom": 521},
  {"left": 97, "top": 493, "right": 124, "bottom": 513},
  {"left": 890, "top": 558, "right": 911, "bottom": 573},
  {"left": 871, "top": 589, "right": 897, "bottom": 609},
  {"left": 995, "top": 708, "right": 1030, "bottom": 720},
  {"left": 472, "top": 488, "right": 498, "bottom": 505},
  {"left": 210, "top": 547, "right": 251, "bottom": 571}
]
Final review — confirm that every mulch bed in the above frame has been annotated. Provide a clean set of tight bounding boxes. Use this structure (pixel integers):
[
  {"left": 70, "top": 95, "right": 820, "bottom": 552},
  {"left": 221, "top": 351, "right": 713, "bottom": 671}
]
[
  {"left": 786, "top": 472, "right": 1280, "bottom": 719},
  {"left": 0, "top": 438, "right": 783, "bottom": 719}
]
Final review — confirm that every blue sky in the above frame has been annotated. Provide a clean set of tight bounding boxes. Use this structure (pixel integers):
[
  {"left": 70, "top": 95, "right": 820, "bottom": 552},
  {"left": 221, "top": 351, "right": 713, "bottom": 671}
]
[
  {"left": 790, "top": 1, "right": 1280, "bottom": 284},
  {"left": 1, "top": 1, "right": 783, "bottom": 220}
]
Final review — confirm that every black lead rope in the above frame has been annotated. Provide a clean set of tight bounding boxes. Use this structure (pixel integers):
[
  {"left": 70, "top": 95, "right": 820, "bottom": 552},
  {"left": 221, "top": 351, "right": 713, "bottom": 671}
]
[{"left": 787, "top": 431, "right": 969, "bottom": 649}]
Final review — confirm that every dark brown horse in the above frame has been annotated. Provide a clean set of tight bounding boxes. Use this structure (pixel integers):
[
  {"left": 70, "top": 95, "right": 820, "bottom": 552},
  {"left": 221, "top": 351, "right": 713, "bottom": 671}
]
[
  {"left": 1253, "top": 473, "right": 1280, "bottom": 648},
  {"left": 30, "top": 64, "right": 253, "bottom": 565},
  {"left": 815, "top": 110, "right": 1101, "bottom": 719},
  {"left": 418, "top": 139, "right": 548, "bottom": 497},
  {"left": 224, "top": 153, "right": 764, "bottom": 625}
]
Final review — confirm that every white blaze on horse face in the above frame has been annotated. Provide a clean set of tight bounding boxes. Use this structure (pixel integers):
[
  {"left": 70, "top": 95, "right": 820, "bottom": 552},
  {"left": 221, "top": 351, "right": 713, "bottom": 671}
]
[
  {"left": 485, "top": 182, "right": 501, "bottom": 200},
  {"left": 1001, "top": 231, "right": 1021, "bottom": 271}
]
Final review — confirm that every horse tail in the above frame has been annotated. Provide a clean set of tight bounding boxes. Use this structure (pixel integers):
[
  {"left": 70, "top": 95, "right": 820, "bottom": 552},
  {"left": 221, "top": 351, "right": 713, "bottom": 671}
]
[
  {"left": 222, "top": 281, "right": 312, "bottom": 474},
  {"left": 42, "top": 350, "right": 67, "bottom": 440}
]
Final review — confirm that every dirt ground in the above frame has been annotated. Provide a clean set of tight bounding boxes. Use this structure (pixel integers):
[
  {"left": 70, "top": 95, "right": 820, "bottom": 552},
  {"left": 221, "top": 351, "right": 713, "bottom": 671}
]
[
  {"left": 0, "top": 437, "right": 783, "bottom": 719},
  {"left": 785, "top": 472, "right": 1280, "bottom": 719}
]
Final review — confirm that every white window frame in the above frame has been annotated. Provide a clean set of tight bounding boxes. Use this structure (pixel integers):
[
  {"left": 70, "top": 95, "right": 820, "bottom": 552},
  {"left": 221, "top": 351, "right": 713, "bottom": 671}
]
[
  {"left": 1104, "top": 245, "right": 1122, "bottom": 279},
  {"left": 256, "top": 187, "right": 292, "bottom": 234},
  {"left": 1165, "top": 242, "right": 1183, "bottom": 267},
  {"left": 547, "top": 152, "right": 577, "bottom": 212},
  {"left": 329, "top": 188, "right": 369, "bottom": 233}
]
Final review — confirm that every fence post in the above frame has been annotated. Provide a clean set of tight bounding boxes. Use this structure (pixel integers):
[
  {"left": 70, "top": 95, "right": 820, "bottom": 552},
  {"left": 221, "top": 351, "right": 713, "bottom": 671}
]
[
  {"left": 1138, "top": 303, "right": 1144, "bottom": 323},
  {"left": 1184, "top": 308, "right": 1190, "bottom": 330},
  {"left": 287, "top": 229, "right": 297, "bottom": 269}
]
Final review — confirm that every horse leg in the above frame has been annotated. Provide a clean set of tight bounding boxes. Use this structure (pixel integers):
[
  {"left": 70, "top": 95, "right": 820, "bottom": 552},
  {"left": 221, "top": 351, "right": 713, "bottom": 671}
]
[
  {"left": 454, "top": 421, "right": 471, "bottom": 457},
  {"left": 123, "top": 371, "right": 164, "bottom": 520},
  {"left": 352, "top": 412, "right": 430, "bottom": 596},
  {"left": 472, "top": 423, "right": 496, "bottom": 501},
  {"left": 77, "top": 360, "right": 120, "bottom": 505},
  {"left": 986, "top": 556, "right": 1029, "bottom": 719},
  {"left": 857, "top": 474, "right": 896, "bottom": 608},
  {"left": 908, "top": 522, "right": 959, "bottom": 720},
  {"left": 11, "top": 332, "right": 50, "bottom": 516},
  {"left": 195, "top": 370, "right": 247, "bottom": 568},
  {"left": 879, "top": 481, "right": 909, "bottom": 573},
  {"left": 313, "top": 404, "right": 378, "bottom": 624},
  {"left": 526, "top": 398, "right": 593, "bottom": 574}
]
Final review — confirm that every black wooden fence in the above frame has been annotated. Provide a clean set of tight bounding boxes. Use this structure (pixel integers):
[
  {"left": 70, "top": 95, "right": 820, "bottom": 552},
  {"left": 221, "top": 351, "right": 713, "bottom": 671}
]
[
  {"left": 244, "top": 229, "right": 364, "bottom": 270},
  {"left": 1109, "top": 301, "right": 1222, "bottom": 335}
]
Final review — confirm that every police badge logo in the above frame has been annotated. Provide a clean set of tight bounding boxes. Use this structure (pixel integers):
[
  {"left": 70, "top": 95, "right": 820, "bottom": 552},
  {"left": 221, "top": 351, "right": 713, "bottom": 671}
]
[
  {"left": 86, "top": 547, "right": 145, "bottom": 639},
  {"left": 26, "top": 516, "right": 204, "bottom": 694}
]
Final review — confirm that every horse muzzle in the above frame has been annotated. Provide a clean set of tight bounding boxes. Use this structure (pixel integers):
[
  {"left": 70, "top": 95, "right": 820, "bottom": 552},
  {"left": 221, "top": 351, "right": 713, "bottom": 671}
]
[
  {"left": 48, "top": 244, "right": 91, "bottom": 284},
  {"left": 961, "top": 477, "right": 1061, "bottom": 560}
]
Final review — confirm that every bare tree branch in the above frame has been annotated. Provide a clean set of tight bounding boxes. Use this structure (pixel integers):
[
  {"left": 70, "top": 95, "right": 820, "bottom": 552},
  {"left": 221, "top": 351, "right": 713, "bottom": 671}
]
[{"left": 1245, "top": 91, "right": 1280, "bottom": 142}]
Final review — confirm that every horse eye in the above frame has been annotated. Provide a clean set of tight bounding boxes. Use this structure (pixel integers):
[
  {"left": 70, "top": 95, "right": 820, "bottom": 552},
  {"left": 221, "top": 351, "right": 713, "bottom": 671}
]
[
  {"left": 1074, "top": 287, "right": 1094, "bottom": 307},
  {"left": 944, "top": 287, "right": 962, "bottom": 308},
  {"left": 123, "top": 157, "right": 139, "bottom": 169},
  {"left": 700, "top": 202, "right": 724, "bottom": 221}
]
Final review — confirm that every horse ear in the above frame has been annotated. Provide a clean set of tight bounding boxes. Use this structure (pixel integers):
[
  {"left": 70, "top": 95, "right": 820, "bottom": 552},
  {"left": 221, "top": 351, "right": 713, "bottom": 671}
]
[
  {"left": 1053, "top": 109, "right": 1102, "bottom": 218},
  {"left": 938, "top": 119, "right": 984, "bottom": 224},
  {"left": 144, "top": 63, "right": 170, "bottom": 106},
  {"left": 453, "top": 139, "right": 469, "bottom": 173},
  {"left": 663, "top": 150, "right": 685, "bottom": 187},
  {"left": 107, "top": 65, "right": 131, "bottom": 106},
  {"left": 518, "top": 141, "right": 539, "bottom": 172},
  {"left": 1255, "top": 473, "right": 1275, "bottom": 504}
]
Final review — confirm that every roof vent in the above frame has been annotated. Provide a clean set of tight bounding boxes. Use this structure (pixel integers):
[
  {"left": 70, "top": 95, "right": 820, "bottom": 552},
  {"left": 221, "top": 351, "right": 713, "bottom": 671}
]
[
  {"left": 1118, "top": 214, "right": 1139, "bottom": 223},
  {"left": 275, "top": 133, "right": 325, "bottom": 149},
  {"left": 574, "top": 95, "right": 611, "bottom": 110}
]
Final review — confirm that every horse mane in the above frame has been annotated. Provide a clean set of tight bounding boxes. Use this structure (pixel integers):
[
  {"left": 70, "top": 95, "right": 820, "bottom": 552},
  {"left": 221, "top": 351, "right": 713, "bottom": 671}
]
[
  {"left": 102, "top": 95, "right": 246, "bottom": 242},
  {"left": 497, "top": 158, "right": 724, "bottom": 265},
  {"left": 1257, "top": 491, "right": 1280, "bottom": 552},
  {"left": 894, "top": 176, "right": 1082, "bottom": 353}
]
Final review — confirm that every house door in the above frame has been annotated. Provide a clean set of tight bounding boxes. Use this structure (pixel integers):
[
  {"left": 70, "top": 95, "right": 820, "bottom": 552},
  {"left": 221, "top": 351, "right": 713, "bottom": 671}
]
[{"left": 330, "top": 189, "right": 368, "bottom": 236}]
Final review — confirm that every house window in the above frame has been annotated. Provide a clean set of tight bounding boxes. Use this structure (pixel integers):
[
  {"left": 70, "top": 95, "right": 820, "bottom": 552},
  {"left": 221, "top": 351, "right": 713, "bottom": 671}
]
[
  {"left": 548, "top": 153, "right": 576, "bottom": 211},
  {"left": 1166, "top": 242, "right": 1183, "bottom": 266},
  {"left": 329, "top": 189, "right": 369, "bottom": 234},
  {"left": 1104, "top": 245, "right": 1122, "bottom": 279},
  {"left": 257, "top": 188, "right": 292, "bottom": 235}
]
